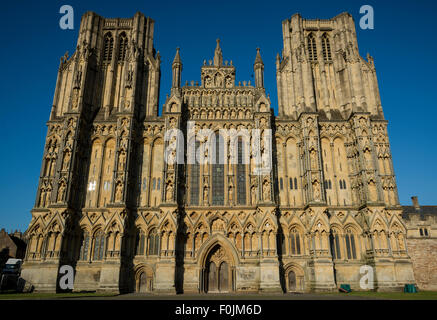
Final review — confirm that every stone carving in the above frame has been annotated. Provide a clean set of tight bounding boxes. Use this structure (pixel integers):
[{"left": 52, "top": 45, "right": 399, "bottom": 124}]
[
  {"left": 166, "top": 182, "right": 174, "bottom": 201},
  {"left": 212, "top": 219, "right": 226, "bottom": 232},
  {"left": 57, "top": 182, "right": 66, "bottom": 202},
  {"left": 310, "top": 149, "right": 318, "bottom": 170},
  {"left": 62, "top": 150, "right": 71, "bottom": 171},
  {"left": 167, "top": 149, "right": 176, "bottom": 170},
  {"left": 124, "top": 99, "right": 131, "bottom": 110},
  {"left": 71, "top": 89, "right": 79, "bottom": 109},
  {"left": 118, "top": 151, "right": 126, "bottom": 171},
  {"left": 313, "top": 180, "right": 320, "bottom": 201},
  {"left": 115, "top": 183, "right": 123, "bottom": 202},
  {"left": 228, "top": 183, "right": 234, "bottom": 204},
  {"left": 263, "top": 180, "right": 271, "bottom": 201},
  {"left": 203, "top": 185, "right": 209, "bottom": 204},
  {"left": 251, "top": 185, "right": 257, "bottom": 205},
  {"left": 125, "top": 70, "right": 133, "bottom": 88}
]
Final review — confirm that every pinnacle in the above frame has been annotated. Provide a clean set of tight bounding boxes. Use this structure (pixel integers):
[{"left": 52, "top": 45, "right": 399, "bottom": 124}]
[
  {"left": 213, "top": 39, "right": 223, "bottom": 66},
  {"left": 254, "top": 47, "right": 263, "bottom": 65},
  {"left": 173, "top": 47, "right": 181, "bottom": 64}
]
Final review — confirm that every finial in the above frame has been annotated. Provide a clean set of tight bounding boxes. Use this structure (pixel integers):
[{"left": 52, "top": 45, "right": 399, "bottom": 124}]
[
  {"left": 214, "top": 38, "right": 223, "bottom": 66},
  {"left": 173, "top": 47, "right": 181, "bottom": 64},
  {"left": 254, "top": 47, "right": 263, "bottom": 65}
]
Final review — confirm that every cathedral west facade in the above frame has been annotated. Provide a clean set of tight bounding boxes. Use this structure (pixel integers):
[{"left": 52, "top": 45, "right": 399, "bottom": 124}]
[{"left": 21, "top": 11, "right": 417, "bottom": 293}]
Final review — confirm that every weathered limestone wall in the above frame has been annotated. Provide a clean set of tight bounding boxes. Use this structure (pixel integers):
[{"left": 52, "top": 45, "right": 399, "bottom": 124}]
[{"left": 407, "top": 238, "right": 437, "bottom": 290}]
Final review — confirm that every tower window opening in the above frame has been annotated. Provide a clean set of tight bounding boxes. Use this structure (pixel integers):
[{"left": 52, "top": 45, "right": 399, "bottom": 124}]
[
  {"left": 103, "top": 32, "right": 114, "bottom": 62},
  {"left": 307, "top": 33, "right": 317, "bottom": 61},
  {"left": 322, "top": 33, "right": 331, "bottom": 61}
]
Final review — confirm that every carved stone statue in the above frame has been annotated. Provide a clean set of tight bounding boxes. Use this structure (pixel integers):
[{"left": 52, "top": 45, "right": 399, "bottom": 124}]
[
  {"left": 62, "top": 151, "right": 71, "bottom": 171},
  {"left": 71, "top": 89, "right": 79, "bottom": 109},
  {"left": 228, "top": 184, "right": 234, "bottom": 204},
  {"left": 251, "top": 185, "right": 257, "bottom": 204},
  {"left": 205, "top": 76, "right": 212, "bottom": 88},
  {"left": 398, "top": 234, "right": 405, "bottom": 250},
  {"left": 166, "top": 183, "right": 174, "bottom": 201},
  {"left": 118, "top": 151, "right": 126, "bottom": 171},
  {"left": 46, "top": 188, "right": 52, "bottom": 206},
  {"left": 203, "top": 186, "right": 209, "bottom": 204},
  {"left": 124, "top": 99, "right": 130, "bottom": 110},
  {"left": 125, "top": 70, "right": 133, "bottom": 88},
  {"left": 167, "top": 150, "right": 176, "bottom": 170},
  {"left": 263, "top": 180, "right": 271, "bottom": 201},
  {"left": 115, "top": 183, "right": 123, "bottom": 202},
  {"left": 66, "top": 134, "right": 73, "bottom": 149},
  {"left": 40, "top": 190, "right": 46, "bottom": 207},
  {"left": 57, "top": 183, "right": 66, "bottom": 202},
  {"left": 310, "top": 149, "right": 318, "bottom": 170},
  {"left": 313, "top": 180, "right": 320, "bottom": 200},
  {"left": 49, "top": 159, "right": 56, "bottom": 176}
]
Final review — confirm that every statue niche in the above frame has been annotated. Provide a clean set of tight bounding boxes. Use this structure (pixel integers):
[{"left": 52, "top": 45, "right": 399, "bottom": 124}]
[
  {"left": 262, "top": 179, "right": 271, "bottom": 202},
  {"left": 251, "top": 185, "right": 257, "bottom": 205},
  {"left": 115, "top": 182, "right": 123, "bottom": 202},
  {"left": 166, "top": 181, "right": 174, "bottom": 202},
  {"left": 62, "top": 150, "right": 71, "bottom": 171},
  {"left": 57, "top": 182, "right": 66, "bottom": 202}
]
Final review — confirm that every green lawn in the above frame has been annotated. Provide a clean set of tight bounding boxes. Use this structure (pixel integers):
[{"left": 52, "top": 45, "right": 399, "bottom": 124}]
[
  {"left": 321, "top": 291, "right": 437, "bottom": 300},
  {"left": 1, "top": 291, "right": 437, "bottom": 300},
  {"left": 0, "top": 292, "right": 118, "bottom": 300}
]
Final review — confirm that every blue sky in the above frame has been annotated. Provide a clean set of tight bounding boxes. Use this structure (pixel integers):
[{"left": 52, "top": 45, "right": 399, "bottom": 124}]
[{"left": 0, "top": 0, "right": 436, "bottom": 232}]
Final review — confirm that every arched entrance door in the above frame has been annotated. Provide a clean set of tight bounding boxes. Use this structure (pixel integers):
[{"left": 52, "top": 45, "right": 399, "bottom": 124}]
[
  {"left": 205, "top": 245, "right": 232, "bottom": 293},
  {"left": 207, "top": 261, "right": 218, "bottom": 292},
  {"left": 136, "top": 267, "right": 153, "bottom": 293},
  {"left": 288, "top": 270, "right": 296, "bottom": 292}
]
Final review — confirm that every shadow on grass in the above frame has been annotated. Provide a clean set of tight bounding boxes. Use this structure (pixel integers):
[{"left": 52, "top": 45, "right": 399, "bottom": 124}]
[{"left": 0, "top": 291, "right": 119, "bottom": 300}]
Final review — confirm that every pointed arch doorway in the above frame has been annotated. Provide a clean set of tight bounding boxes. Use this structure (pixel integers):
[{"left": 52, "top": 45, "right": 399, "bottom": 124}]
[{"left": 203, "top": 244, "right": 233, "bottom": 293}]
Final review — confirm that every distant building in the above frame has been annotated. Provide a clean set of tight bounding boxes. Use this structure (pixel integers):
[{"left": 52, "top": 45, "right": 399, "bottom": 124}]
[
  {"left": 403, "top": 197, "right": 437, "bottom": 290},
  {"left": 0, "top": 229, "right": 27, "bottom": 269}
]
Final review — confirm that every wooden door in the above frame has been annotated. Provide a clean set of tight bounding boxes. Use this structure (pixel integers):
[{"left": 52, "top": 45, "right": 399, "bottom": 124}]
[
  {"left": 207, "top": 261, "right": 217, "bottom": 292},
  {"left": 219, "top": 261, "right": 229, "bottom": 292},
  {"left": 139, "top": 272, "right": 147, "bottom": 292},
  {"left": 288, "top": 270, "right": 296, "bottom": 291}
]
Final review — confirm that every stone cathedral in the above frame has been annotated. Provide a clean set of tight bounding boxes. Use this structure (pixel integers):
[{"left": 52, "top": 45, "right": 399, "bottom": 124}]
[{"left": 21, "top": 11, "right": 417, "bottom": 293}]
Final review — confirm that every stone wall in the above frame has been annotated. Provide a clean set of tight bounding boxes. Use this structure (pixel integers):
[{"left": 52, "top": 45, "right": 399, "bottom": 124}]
[
  {"left": 407, "top": 238, "right": 437, "bottom": 290},
  {"left": 403, "top": 197, "right": 437, "bottom": 291}
]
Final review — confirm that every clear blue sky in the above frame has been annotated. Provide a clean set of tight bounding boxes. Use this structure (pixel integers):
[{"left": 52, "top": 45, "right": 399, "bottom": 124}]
[{"left": 1, "top": 0, "right": 436, "bottom": 232}]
